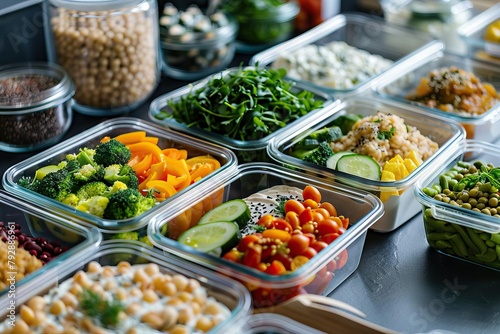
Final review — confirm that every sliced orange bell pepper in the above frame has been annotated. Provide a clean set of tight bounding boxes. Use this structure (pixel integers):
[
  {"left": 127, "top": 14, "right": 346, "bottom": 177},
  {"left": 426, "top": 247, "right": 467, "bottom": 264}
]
[
  {"left": 167, "top": 209, "right": 193, "bottom": 240},
  {"left": 166, "top": 174, "right": 188, "bottom": 189},
  {"left": 143, "top": 136, "right": 159, "bottom": 145},
  {"left": 146, "top": 180, "right": 177, "bottom": 199},
  {"left": 127, "top": 142, "right": 164, "bottom": 164},
  {"left": 130, "top": 153, "right": 153, "bottom": 175},
  {"left": 162, "top": 148, "right": 183, "bottom": 160},
  {"left": 115, "top": 131, "right": 147, "bottom": 144},
  {"left": 186, "top": 155, "right": 221, "bottom": 170},
  {"left": 100, "top": 136, "right": 111, "bottom": 143},
  {"left": 190, "top": 163, "right": 215, "bottom": 182},
  {"left": 139, "top": 161, "right": 166, "bottom": 191}
]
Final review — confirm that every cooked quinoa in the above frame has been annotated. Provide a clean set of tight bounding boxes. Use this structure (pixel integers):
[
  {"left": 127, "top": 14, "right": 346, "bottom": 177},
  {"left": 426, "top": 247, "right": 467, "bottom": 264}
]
[{"left": 330, "top": 112, "right": 439, "bottom": 167}]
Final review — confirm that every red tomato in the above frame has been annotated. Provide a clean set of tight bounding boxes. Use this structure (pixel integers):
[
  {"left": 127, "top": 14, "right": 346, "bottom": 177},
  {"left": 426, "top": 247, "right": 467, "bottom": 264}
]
[
  {"left": 265, "top": 260, "right": 287, "bottom": 275},
  {"left": 318, "top": 232, "right": 339, "bottom": 244},
  {"left": 284, "top": 199, "right": 305, "bottom": 214},
  {"left": 273, "top": 218, "right": 293, "bottom": 233},
  {"left": 311, "top": 211, "right": 326, "bottom": 224},
  {"left": 311, "top": 241, "right": 328, "bottom": 253},
  {"left": 271, "top": 253, "right": 293, "bottom": 271},
  {"left": 336, "top": 249, "right": 349, "bottom": 269},
  {"left": 242, "top": 243, "right": 262, "bottom": 268},
  {"left": 298, "top": 207, "right": 314, "bottom": 225},
  {"left": 316, "top": 218, "right": 340, "bottom": 235},
  {"left": 303, "top": 185, "right": 321, "bottom": 202},
  {"left": 237, "top": 234, "right": 261, "bottom": 252},
  {"left": 287, "top": 234, "right": 310, "bottom": 257},
  {"left": 302, "top": 247, "right": 317, "bottom": 259},
  {"left": 302, "top": 232, "right": 316, "bottom": 244}
]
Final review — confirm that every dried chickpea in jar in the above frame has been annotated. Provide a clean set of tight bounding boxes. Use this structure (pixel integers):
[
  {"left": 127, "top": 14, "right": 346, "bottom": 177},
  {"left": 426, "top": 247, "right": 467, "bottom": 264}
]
[{"left": 47, "top": 0, "right": 160, "bottom": 114}]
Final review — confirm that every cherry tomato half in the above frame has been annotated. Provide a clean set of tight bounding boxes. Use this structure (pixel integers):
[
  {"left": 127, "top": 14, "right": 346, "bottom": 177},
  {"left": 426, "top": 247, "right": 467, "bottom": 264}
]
[
  {"left": 284, "top": 199, "right": 305, "bottom": 215},
  {"left": 303, "top": 185, "right": 321, "bottom": 203},
  {"left": 316, "top": 218, "right": 341, "bottom": 235}
]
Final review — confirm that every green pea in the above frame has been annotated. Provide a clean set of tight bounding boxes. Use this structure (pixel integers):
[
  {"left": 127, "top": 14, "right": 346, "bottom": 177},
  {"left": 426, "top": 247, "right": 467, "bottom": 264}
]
[
  {"left": 434, "top": 194, "right": 443, "bottom": 202},
  {"left": 435, "top": 240, "right": 452, "bottom": 249},
  {"left": 478, "top": 197, "right": 489, "bottom": 204},
  {"left": 481, "top": 208, "right": 492, "bottom": 216},
  {"left": 468, "top": 165, "right": 478, "bottom": 174},
  {"left": 461, "top": 203, "right": 472, "bottom": 210},
  {"left": 469, "top": 188, "right": 478, "bottom": 198},
  {"left": 454, "top": 173, "right": 464, "bottom": 181},
  {"left": 479, "top": 182, "right": 492, "bottom": 193},
  {"left": 468, "top": 198, "right": 478, "bottom": 207},
  {"left": 476, "top": 203, "right": 486, "bottom": 210},
  {"left": 460, "top": 192, "right": 469, "bottom": 202},
  {"left": 491, "top": 186, "right": 499, "bottom": 193},
  {"left": 490, "top": 208, "right": 497, "bottom": 215},
  {"left": 473, "top": 208, "right": 481, "bottom": 212},
  {"left": 490, "top": 197, "right": 499, "bottom": 207},
  {"left": 453, "top": 182, "right": 465, "bottom": 192}
]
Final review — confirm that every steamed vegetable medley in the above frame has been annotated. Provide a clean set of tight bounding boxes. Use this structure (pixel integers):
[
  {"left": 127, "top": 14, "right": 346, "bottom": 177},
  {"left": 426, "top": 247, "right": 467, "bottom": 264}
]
[
  {"left": 0, "top": 262, "right": 231, "bottom": 333},
  {"left": 422, "top": 160, "right": 500, "bottom": 269},
  {"left": 18, "top": 131, "right": 221, "bottom": 240},
  {"left": 287, "top": 112, "right": 438, "bottom": 196},
  {"left": 169, "top": 184, "right": 350, "bottom": 307}
]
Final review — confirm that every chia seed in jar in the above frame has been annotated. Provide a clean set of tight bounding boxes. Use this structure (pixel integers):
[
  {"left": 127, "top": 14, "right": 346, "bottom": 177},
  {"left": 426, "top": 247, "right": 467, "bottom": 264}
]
[{"left": 0, "top": 62, "right": 75, "bottom": 153}]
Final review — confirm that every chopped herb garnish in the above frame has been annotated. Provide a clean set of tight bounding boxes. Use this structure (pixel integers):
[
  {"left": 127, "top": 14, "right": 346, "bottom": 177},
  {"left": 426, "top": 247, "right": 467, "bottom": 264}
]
[
  {"left": 79, "top": 288, "right": 123, "bottom": 328},
  {"left": 253, "top": 225, "right": 266, "bottom": 232},
  {"left": 377, "top": 126, "right": 395, "bottom": 140}
]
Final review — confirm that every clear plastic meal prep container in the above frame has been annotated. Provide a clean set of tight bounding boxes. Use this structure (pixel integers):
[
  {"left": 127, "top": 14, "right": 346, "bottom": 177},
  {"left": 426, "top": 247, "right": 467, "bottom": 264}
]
[
  {"left": 148, "top": 163, "right": 384, "bottom": 308},
  {"left": 1, "top": 117, "right": 237, "bottom": 235},
  {"left": 415, "top": 140, "right": 500, "bottom": 271},
  {"left": 249, "top": 13, "right": 437, "bottom": 96},
  {"left": 267, "top": 96, "right": 466, "bottom": 232},
  {"left": 0, "top": 239, "right": 251, "bottom": 332},
  {"left": 0, "top": 190, "right": 101, "bottom": 315},
  {"left": 458, "top": 3, "right": 500, "bottom": 64},
  {"left": 148, "top": 66, "right": 334, "bottom": 163},
  {"left": 374, "top": 44, "right": 500, "bottom": 143}
]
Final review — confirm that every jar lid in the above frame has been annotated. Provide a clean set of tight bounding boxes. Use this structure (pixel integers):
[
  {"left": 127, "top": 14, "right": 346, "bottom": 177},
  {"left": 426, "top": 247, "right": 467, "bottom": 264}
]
[
  {"left": 0, "top": 62, "right": 75, "bottom": 111},
  {"left": 49, "top": 0, "right": 147, "bottom": 12}
]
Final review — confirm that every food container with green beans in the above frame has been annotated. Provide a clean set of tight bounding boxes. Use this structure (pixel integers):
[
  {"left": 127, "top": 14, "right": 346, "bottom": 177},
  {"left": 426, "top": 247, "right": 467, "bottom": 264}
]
[{"left": 415, "top": 140, "right": 500, "bottom": 271}]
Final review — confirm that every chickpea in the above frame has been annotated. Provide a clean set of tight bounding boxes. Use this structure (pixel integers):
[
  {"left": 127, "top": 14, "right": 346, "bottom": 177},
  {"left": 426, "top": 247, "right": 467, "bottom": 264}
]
[
  {"left": 61, "top": 292, "right": 78, "bottom": 308},
  {"left": 32, "top": 311, "right": 47, "bottom": 327},
  {"left": 27, "top": 295, "right": 46, "bottom": 311},
  {"left": 178, "top": 308, "right": 194, "bottom": 325},
  {"left": 142, "top": 289, "right": 159, "bottom": 303},
  {"left": 195, "top": 316, "right": 214, "bottom": 332},
  {"left": 144, "top": 263, "right": 160, "bottom": 276},
  {"left": 162, "top": 282, "right": 178, "bottom": 296},
  {"left": 87, "top": 261, "right": 102, "bottom": 273},
  {"left": 161, "top": 306, "right": 179, "bottom": 330},
  {"left": 19, "top": 305, "right": 35, "bottom": 325},
  {"left": 49, "top": 299, "right": 66, "bottom": 315},
  {"left": 141, "top": 311, "right": 164, "bottom": 329},
  {"left": 101, "top": 266, "right": 115, "bottom": 278},
  {"left": 172, "top": 274, "right": 189, "bottom": 291},
  {"left": 170, "top": 324, "right": 190, "bottom": 334}
]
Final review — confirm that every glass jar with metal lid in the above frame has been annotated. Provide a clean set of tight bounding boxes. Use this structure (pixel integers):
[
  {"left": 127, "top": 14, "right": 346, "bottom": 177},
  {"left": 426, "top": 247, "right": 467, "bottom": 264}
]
[{"left": 44, "top": 0, "right": 161, "bottom": 116}]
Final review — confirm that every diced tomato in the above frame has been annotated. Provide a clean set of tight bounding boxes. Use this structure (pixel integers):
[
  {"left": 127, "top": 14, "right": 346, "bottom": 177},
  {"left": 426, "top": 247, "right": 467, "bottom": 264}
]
[
  {"left": 237, "top": 234, "right": 261, "bottom": 252},
  {"left": 242, "top": 243, "right": 262, "bottom": 268},
  {"left": 265, "top": 260, "right": 287, "bottom": 275},
  {"left": 318, "top": 232, "right": 339, "bottom": 244}
]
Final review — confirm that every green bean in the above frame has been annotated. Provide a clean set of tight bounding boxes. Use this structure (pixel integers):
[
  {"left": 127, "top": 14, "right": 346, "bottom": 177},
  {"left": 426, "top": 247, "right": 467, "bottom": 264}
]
[
  {"left": 448, "top": 179, "right": 458, "bottom": 190},
  {"left": 423, "top": 216, "right": 456, "bottom": 233},
  {"left": 424, "top": 208, "right": 433, "bottom": 218},
  {"left": 479, "top": 233, "right": 491, "bottom": 241},
  {"left": 426, "top": 232, "right": 455, "bottom": 241},
  {"left": 466, "top": 227, "right": 488, "bottom": 255},
  {"left": 452, "top": 224, "right": 480, "bottom": 254},
  {"left": 486, "top": 240, "right": 496, "bottom": 248},
  {"left": 474, "top": 248, "right": 497, "bottom": 262},
  {"left": 457, "top": 161, "right": 471, "bottom": 168},
  {"left": 490, "top": 233, "right": 500, "bottom": 244},
  {"left": 496, "top": 244, "right": 500, "bottom": 260},
  {"left": 423, "top": 187, "right": 438, "bottom": 197},
  {"left": 432, "top": 184, "right": 442, "bottom": 193},
  {"left": 450, "top": 234, "right": 469, "bottom": 257},
  {"left": 435, "top": 240, "right": 452, "bottom": 250},
  {"left": 453, "top": 182, "right": 465, "bottom": 192},
  {"left": 445, "top": 170, "right": 458, "bottom": 178},
  {"left": 439, "top": 175, "right": 449, "bottom": 190},
  {"left": 473, "top": 160, "right": 487, "bottom": 169}
]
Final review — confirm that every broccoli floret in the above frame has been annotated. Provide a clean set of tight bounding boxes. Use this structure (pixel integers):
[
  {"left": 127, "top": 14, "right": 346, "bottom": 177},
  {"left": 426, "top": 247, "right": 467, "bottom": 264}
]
[
  {"left": 76, "top": 148, "right": 97, "bottom": 167},
  {"left": 103, "top": 164, "right": 139, "bottom": 189},
  {"left": 36, "top": 168, "right": 76, "bottom": 202},
  {"left": 305, "top": 126, "right": 343, "bottom": 143},
  {"left": 61, "top": 193, "right": 80, "bottom": 206},
  {"left": 73, "top": 164, "right": 104, "bottom": 183},
  {"left": 18, "top": 176, "right": 40, "bottom": 192},
  {"left": 139, "top": 235, "right": 153, "bottom": 246},
  {"left": 108, "top": 181, "right": 128, "bottom": 194},
  {"left": 103, "top": 188, "right": 156, "bottom": 220},
  {"left": 76, "top": 181, "right": 109, "bottom": 201},
  {"left": 75, "top": 196, "right": 110, "bottom": 218},
  {"left": 94, "top": 139, "right": 131, "bottom": 166},
  {"left": 109, "top": 232, "right": 139, "bottom": 241},
  {"left": 301, "top": 142, "right": 334, "bottom": 166}
]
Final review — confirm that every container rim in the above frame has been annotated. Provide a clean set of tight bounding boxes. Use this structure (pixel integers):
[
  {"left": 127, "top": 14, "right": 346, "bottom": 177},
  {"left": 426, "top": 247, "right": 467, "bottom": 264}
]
[
  {"left": 267, "top": 96, "right": 466, "bottom": 192},
  {"left": 0, "top": 61, "right": 75, "bottom": 112},
  {"left": 457, "top": 2, "right": 500, "bottom": 39},
  {"left": 227, "top": 0, "right": 299, "bottom": 22},
  {"left": 414, "top": 139, "right": 500, "bottom": 234},
  {"left": 148, "top": 66, "right": 334, "bottom": 150},
  {"left": 373, "top": 48, "right": 500, "bottom": 124},
  {"left": 1, "top": 117, "right": 239, "bottom": 233},
  {"left": 48, "top": 0, "right": 150, "bottom": 12},
  {"left": 148, "top": 162, "right": 384, "bottom": 289}
]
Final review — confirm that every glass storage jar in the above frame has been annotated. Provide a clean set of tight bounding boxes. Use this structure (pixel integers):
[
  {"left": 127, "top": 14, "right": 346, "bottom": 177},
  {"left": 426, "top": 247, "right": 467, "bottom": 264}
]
[{"left": 45, "top": 0, "right": 161, "bottom": 116}]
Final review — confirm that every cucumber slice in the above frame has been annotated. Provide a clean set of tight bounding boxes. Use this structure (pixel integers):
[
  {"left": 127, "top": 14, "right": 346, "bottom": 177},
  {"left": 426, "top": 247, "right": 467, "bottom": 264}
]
[
  {"left": 178, "top": 221, "right": 241, "bottom": 256},
  {"left": 198, "top": 199, "right": 251, "bottom": 228},
  {"left": 336, "top": 154, "right": 381, "bottom": 181},
  {"left": 326, "top": 151, "right": 356, "bottom": 170}
]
